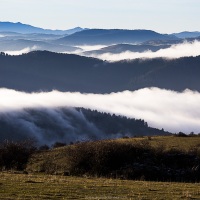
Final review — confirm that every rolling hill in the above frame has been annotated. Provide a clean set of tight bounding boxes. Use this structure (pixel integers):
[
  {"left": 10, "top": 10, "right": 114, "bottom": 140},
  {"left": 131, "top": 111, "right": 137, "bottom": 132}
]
[{"left": 0, "top": 51, "right": 199, "bottom": 93}]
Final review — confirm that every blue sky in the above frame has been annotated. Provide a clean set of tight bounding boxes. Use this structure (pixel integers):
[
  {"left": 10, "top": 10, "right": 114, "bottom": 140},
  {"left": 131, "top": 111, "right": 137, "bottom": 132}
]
[{"left": 0, "top": 0, "right": 199, "bottom": 33}]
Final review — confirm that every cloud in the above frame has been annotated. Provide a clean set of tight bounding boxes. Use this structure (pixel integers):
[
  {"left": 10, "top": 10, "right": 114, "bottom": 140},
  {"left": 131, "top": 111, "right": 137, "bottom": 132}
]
[
  {"left": 75, "top": 45, "right": 107, "bottom": 51},
  {"left": 82, "top": 41, "right": 200, "bottom": 61},
  {"left": 0, "top": 87, "right": 200, "bottom": 136},
  {"left": 61, "top": 45, "right": 108, "bottom": 55},
  {"left": 4, "top": 46, "right": 38, "bottom": 55}
]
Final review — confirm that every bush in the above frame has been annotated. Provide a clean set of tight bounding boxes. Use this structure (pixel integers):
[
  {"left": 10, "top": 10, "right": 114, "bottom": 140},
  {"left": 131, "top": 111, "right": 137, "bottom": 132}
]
[
  {"left": 0, "top": 140, "right": 37, "bottom": 170},
  {"left": 39, "top": 145, "right": 50, "bottom": 151},
  {"left": 52, "top": 142, "right": 66, "bottom": 148},
  {"left": 26, "top": 138, "right": 200, "bottom": 182},
  {"left": 65, "top": 139, "right": 200, "bottom": 182},
  {"left": 175, "top": 132, "right": 188, "bottom": 137},
  {"left": 67, "top": 140, "right": 152, "bottom": 177}
]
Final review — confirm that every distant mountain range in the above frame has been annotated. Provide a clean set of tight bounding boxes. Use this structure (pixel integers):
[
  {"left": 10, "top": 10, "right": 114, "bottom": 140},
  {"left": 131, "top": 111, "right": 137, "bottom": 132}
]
[
  {"left": 0, "top": 51, "right": 199, "bottom": 93},
  {"left": 1, "top": 21, "right": 200, "bottom": 50},
  {"left": 173, "top": 31, "right": 200, "bottom": 39},
  {"left": 56, "top": 29, "right": 177, "bottom": 45},
  {"left": 0, "top": 22, "right": 84, "bottom": 35}
]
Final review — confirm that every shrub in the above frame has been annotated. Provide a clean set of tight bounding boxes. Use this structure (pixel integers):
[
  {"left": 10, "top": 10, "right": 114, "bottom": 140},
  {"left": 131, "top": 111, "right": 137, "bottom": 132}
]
[
  {"left": 39, "top": 145, "right": 50, "bottom": 151},
  {"left": 0, "top": 140, "right": 37, "bottom": 170},
  {"left": 67, "top": 140, "right": 152, "bottom": 177},
  {"left": 52, "top": 142, "right": 66, "bottom": 148},
  {"left": 175, "top": 132, "right": 188, "bottom": 137}
]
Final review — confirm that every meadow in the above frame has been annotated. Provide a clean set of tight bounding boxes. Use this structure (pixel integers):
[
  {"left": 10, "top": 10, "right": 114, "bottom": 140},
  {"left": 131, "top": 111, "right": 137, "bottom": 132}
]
[{"left": 0, "top": 172, "right": 200, "bottom": 200}]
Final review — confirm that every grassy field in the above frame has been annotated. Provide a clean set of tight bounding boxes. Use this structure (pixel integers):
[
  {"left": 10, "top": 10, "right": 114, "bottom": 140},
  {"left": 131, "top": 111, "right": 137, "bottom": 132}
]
[
  {"left": 117, "top": 135, "right": 200, "bottom": 151},
  {"left": 0, "top": 172, "right": 200, "bottom": 200}
]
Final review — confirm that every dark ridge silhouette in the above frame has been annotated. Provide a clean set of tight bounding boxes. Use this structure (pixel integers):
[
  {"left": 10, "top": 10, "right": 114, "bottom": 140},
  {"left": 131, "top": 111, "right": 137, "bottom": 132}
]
[
  {"left": 56, "top": 29, "right": 177, "bottom": 45},
  {"left": 0, "top": 51, "right": 200, "bottom": 93}
]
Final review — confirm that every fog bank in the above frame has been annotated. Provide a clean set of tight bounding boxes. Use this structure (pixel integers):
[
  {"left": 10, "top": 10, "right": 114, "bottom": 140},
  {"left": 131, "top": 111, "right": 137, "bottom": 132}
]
[
  {"left": 83, "top": 41, "right": 200, "bottom": 61},
  {"left": 0, "top": 88, "right": 199, "bottom": 134}
]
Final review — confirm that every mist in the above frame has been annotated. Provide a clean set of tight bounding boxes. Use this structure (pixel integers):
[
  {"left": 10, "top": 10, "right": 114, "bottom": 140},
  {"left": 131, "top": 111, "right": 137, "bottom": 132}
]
[
  {"left": 0, "top": 87, "right": 200, "bottom": 138},
  {"left": 4, "top": 46, "right": 37, "bottom": 56},
  {"left": 84, "top": 41, "right": 200, "bottom": 61},
  {"left": 75, "top": 45, "right": 107, "bottom": 51}
]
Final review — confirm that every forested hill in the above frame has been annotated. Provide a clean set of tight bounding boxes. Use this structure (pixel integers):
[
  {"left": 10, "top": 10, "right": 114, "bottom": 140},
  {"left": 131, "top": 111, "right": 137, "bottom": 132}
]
[
  {"left": 0, "top": 107, "right": 170, "bottom": 145},
  {"left": 0, "top": 51, "right": 200, "bottom": 93}
]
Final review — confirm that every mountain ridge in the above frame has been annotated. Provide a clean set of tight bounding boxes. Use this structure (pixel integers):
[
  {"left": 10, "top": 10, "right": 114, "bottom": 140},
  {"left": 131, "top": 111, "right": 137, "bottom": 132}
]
[
  {"left": 0, "top": 21, "right": 84, "bottom": 35},
  {"left": 57, "top": 29, "right": 177, "bottom": 45}
]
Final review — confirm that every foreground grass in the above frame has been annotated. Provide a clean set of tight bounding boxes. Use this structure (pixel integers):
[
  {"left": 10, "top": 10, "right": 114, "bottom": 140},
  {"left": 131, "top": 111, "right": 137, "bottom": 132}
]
[{"left": 0, "top": 172, "right": 200, "bottom": 200}]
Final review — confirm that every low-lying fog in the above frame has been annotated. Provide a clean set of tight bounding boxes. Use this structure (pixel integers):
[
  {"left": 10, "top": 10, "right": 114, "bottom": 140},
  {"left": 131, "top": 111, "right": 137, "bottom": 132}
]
[
  {"left": 0, "top": 87, "right": 199, "bottom": 135},
  {"left": 81, "top": 40, "right": 200, "bottom": 61}
]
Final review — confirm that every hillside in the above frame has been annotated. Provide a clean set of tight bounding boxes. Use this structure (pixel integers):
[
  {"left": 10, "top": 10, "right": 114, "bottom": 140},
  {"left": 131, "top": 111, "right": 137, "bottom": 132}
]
[
  {"left": 0, "top": 51, "right": 200, "bottom": 93},
  {"left": 26, "top": 136, "right": 200, "bottom": 182},
  {"left": 0, "top": 108, "right": 168, "bottom": 145},
  {"left": 56, "top": 29, "right": 177, "bottom": 45}
]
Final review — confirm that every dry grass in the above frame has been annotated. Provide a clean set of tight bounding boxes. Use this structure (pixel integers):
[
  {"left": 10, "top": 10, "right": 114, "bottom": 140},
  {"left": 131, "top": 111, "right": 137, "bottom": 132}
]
[
  {"left": 116, "top": 135, "right": 200, "bottom": 152},
  {"left": 0, "top": 172, "right": 200, "bottom": 200}
]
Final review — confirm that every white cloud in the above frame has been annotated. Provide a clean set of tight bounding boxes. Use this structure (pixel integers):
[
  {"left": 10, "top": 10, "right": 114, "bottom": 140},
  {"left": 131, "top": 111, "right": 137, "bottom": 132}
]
[
  {"left": 4, "top": 46, "right": 38, "bottom": 55},
  {"left": 75, "top": 45, "right": 107, "bottom": 51},
  {"left": 0, "top": 87, "right": 200, "bottom": 134},
  {"left": 83, "top": 41, "right": 200, "bottom": 61}
]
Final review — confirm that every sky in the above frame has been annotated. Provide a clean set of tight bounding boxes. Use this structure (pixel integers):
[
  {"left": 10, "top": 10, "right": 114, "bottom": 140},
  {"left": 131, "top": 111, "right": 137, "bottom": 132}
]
[{"left": 0, "top": 0, "right": 199, "bottom": 33}]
